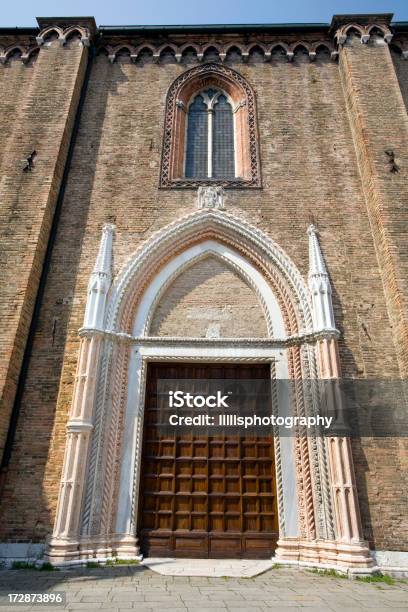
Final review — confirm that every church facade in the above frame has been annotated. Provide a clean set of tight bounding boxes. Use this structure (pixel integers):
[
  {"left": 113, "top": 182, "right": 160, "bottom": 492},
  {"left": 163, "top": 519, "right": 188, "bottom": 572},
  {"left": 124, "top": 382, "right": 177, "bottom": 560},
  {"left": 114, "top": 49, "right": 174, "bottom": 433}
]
[{"left": 0, "top": 13, "right": 407, "bottom": 574}]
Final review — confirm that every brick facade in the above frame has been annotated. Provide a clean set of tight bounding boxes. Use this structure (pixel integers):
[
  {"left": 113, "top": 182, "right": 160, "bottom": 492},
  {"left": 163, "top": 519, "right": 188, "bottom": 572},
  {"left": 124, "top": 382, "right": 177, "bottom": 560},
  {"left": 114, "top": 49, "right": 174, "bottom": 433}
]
[
  {"left": 0, "top": 15, "right": 407, "bottom": 555},
  {"left": 149, "top": 256, "right": 268, "bottom": 338}
]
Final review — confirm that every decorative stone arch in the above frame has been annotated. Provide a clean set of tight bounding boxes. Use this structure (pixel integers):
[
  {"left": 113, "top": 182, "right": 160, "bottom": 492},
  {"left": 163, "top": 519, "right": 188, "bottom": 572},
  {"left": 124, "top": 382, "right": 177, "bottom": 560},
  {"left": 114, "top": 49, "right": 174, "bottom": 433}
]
[
  {"left": 0, "top": 44, "right": 40, "bottom": 65},
  {"left": 36, "top": 26, "right": 65, "bottom": 46},
  {"left": 141, "top": 245, "right": 278, "bottom": 338},
  {"left": 246, "top": 42, "right": 268, "bottom": 59},
  {"left": 179, "top": 43, "right": 201, "bottom": 60},
  {"left": 156, "top": 43, "right": 181, "bottom": 63},
  {"left": 63, "top": 26, "right": 90, "bottom": 47},
  {"left": 335, "top": 21, "right": 393, "bottom": 45},
  {"left": 4, "top": 45, "right": 24, "bottom": 60},
  {"left": 313, "top": 42, "right": 338, "bottom": 61},
  {"left": 45, "top": 209, "right": 374, "bottom": 573},
  {"left": 36, "top": 25, "right": 90, "bottom": 47},
  {"left": 106, "top": 210, "right": 310, "bottom": 335},
  {"left": 159, "top": 63, "right": 262, "bottom": 188}
]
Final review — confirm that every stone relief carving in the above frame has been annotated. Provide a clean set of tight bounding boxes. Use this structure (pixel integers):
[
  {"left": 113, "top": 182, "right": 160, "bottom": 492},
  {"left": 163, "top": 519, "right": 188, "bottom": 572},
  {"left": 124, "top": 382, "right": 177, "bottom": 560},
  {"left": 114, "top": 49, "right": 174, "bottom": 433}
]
[{"left": 197, "top": 186, "right": 225, "bottom": 210}]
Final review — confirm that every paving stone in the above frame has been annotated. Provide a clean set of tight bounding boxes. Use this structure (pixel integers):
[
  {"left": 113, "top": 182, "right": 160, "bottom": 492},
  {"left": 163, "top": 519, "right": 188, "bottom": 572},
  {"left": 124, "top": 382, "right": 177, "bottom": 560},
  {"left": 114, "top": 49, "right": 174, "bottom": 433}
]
[
  {"left": 226, "top": 608, "right": 264, "bottom": 612},
  {"left": 383, "top": 592, "right": 408, "bottom": 602},
  {"left": 81, "top": 594, "right": 113, "bottom": 603},
  {"left": 207, "top": 591, "right": 245, "bottom": 600},
  {"left": 110, "top": 593, "right": 145, "bottom": 602},
  {"left": 2, "top": 566, "right": 408, "bottom": 611},
  {"left": 184, "top": 608, "right": 227, "bottom": 612},
  {"left": 66, "top": 604, "right": 103, "bottom": 610},
  {"left": 262, "top": 604, "right": 301, "bottom": 612}
]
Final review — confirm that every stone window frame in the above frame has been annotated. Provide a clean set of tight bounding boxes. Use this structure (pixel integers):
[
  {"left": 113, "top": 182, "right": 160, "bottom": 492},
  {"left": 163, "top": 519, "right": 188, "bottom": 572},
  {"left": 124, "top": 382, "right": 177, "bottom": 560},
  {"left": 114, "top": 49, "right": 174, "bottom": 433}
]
[{"left": 159, "top": 63, "right": 262, "bottom": 189}]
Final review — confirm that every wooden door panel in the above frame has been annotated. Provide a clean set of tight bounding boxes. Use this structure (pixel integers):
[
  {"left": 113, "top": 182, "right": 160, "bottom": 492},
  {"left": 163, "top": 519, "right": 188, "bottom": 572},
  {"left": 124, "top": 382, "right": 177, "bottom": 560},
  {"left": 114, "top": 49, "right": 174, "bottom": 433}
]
[{"left": 138, "top": 363, "right": 278, "bottom": 558}]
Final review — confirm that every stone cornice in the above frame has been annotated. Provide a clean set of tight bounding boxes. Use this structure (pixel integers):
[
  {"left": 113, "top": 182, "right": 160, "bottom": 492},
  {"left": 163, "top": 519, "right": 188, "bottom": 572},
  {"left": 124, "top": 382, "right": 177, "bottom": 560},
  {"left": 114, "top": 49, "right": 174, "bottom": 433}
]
[
  {"left": 78, "top": 327, "right": 340, "bottom": 347},
  {"left": 36, "top": 16, "right": 97, "bottom": 34},
  {"left": 0, "top": 19, "right": 94, "bottom": 64},
  {"left": 1, "top": 15, "right": 408, "bottom": 65},
  {"left": 329, "top": 12, "right": 394, "bottom": 46},
  {"left": 330, "top": 13, "right": 393, "bottom": 31},
  {"left": 103, "top": 39, "right": 338, "bottom": 64}
]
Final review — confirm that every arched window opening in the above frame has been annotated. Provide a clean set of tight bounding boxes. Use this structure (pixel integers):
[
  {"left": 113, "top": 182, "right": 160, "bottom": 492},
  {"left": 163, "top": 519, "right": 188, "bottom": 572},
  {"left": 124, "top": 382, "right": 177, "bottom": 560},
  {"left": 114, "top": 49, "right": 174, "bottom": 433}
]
[
  {"left": 185, "top": 89, "right": 235, "bottom": 180},
  {"left": 213, "top": 94, "right": 235, "bottom": 179},
  {"left": 160, "top": 63, "right": 261, "bottom": 188},
  {"left": 185, "top": 95, "right": 208, "bottom": 178}
]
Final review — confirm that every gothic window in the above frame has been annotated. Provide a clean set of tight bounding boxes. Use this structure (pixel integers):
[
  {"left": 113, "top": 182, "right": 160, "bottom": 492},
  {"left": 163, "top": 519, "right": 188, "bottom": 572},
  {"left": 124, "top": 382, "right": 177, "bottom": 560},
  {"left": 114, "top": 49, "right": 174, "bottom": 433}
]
[
  {"left": 185, "top": 89, "right": 235, "bottom": 180},
  {"left": 185, "top": 95, "right": 208, "bottom": 178},
  {"left": 160, "top": 63, "right": 261, "bottom": 188}
]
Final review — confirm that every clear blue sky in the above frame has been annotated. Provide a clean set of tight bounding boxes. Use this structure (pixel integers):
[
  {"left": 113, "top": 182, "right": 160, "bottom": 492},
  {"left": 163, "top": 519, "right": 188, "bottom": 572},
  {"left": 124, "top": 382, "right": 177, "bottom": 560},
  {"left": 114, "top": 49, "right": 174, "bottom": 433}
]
[{"left": 2, "top": 0, "right": 408, "bottom": 27}]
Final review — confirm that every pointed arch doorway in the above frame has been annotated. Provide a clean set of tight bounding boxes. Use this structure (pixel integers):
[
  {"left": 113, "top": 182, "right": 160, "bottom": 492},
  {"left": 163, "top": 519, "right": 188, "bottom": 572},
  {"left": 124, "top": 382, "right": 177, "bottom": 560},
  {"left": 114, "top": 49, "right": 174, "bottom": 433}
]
[
  {"left": 114, "top": 237, "right": 299, "bottom": 557},
  {"left": 135, "top": 243, "right": 283, "bottom": 558},
  {"left": 45, "top": 209, "right": 374, "bottom": 572},
  {"left": 138, "top": 362, "right": 279, "bottom": 559}
]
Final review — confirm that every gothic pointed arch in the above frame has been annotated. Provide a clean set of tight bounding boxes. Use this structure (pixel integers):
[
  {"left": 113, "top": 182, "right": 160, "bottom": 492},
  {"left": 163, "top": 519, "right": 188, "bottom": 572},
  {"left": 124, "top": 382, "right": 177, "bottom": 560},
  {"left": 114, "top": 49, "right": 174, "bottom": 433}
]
[
  {"left": 82, "top": 210, "right": 318, "bottom": 543},
  {"left": 106, "top": 209, "right": 312, "bottom": 336},
  {"left": 137, "top": 244, "right": 279, "bottom": 339},
  {"left": 45, "top": 210, "right": 372, "bottom": 572},
  {"left": 145, "top": 250, "right": 271, "bottom": 338},
  {"left": 159, "top": 63, "right": 262, "bottom": 188}
]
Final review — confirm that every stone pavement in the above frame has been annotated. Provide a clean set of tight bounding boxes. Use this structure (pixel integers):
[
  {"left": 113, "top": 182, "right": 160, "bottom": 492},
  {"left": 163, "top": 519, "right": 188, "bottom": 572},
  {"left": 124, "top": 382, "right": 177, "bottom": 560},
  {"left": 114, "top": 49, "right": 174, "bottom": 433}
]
[
  {"left": 0, "top": 564, "right": 407, "bottom": 611},
  {"left": 142, "top": 557, "right": 276, "bottom": 577}
]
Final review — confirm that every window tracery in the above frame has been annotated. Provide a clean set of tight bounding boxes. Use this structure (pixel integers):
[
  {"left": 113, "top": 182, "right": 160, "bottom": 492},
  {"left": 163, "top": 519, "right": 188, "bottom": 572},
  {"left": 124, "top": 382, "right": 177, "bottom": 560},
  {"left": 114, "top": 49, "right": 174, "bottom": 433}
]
[{"left": 185, "top": 89, "right": 235, "bottom": 180}]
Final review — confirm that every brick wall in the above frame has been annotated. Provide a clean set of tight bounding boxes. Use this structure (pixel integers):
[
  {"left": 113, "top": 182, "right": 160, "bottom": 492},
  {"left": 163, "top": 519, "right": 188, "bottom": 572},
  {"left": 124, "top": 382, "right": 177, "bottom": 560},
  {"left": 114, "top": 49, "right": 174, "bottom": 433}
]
[
  {"left": 150, "top": 256, "right": 268, "bottom": 338},
  {"left": 337, "top": 35, "right": 408, "bottom": 550},
  {"left": 339, "top": 35, "right": 408, "bottom": 378},
  {"left": 0, "top": 41, "right": 87, "bottom": 463},
  {"left": 391, "top": 49, "right": 408, "bottom": 111},
  {"left": 0, "top": 36, "right": 407, "bottom": 550}
]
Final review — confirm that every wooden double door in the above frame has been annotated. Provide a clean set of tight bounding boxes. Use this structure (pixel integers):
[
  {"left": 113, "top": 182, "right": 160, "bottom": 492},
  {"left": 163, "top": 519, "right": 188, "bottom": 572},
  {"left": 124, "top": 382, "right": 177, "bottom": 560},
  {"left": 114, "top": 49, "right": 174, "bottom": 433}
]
[{"left": 138, "top": 363, "right": 279, "bottom": 558}]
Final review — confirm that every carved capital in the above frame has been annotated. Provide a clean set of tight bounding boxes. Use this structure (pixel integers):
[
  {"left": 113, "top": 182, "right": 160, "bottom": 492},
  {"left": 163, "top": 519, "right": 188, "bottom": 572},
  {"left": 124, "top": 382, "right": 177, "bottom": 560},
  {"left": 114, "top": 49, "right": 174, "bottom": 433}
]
[{"left": 67, "top": 419, "right": 93, "bottom": 434}]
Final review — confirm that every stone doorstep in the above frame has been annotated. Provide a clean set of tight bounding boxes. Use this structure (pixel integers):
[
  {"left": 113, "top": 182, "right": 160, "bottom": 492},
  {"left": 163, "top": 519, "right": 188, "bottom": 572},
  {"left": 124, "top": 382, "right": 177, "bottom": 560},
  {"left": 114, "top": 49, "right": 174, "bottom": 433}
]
[{"left": 141, "top": 558, "right": 275, "bottom": 577}]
